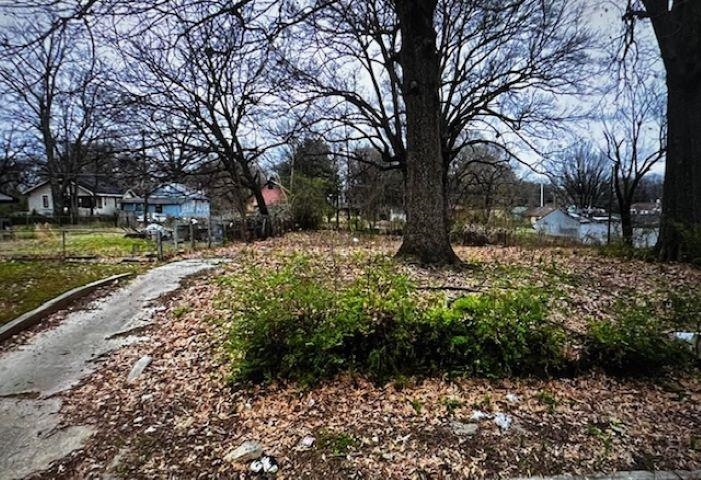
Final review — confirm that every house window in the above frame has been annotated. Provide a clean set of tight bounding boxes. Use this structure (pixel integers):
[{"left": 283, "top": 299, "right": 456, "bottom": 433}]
[
  {"left": 155, "top": 205, "right": 163, "bottom": 214},
  {"left": 78, "top": 196, "right": 95, "bottom": 208},
  {"left": 42, "top": 195, "right": 49, "bottom": 208},
  {"left": 96, "top": 197, "right": 103, "bottom": 209}
]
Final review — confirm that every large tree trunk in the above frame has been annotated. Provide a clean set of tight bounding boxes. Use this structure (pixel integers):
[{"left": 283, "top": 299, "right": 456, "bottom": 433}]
[
  {"left": 656, "top": 83, "right": 701, "bottom": 261},
  {"left": 395, "top": 0, "right": 459, "bottom": 265},
  {"left": 642, "top": 0, "right": 701, "bottom": 262},
  {"left": 619, "top": 199, "right": 633, "bottom": 246}
]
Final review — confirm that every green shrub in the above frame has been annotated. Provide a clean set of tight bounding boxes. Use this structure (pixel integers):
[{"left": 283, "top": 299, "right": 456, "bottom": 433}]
[
  {"left": 667, "top": 287, "right": 701, "bottom": 330},
  {"left": 290, "top": 176, "right": 332, "bottom": 230},
  {"left": 598, "top": 240, "right": 654, "bottom": 261},
  {"left": 414, "top": 289, "right": 566, "bottom": 377},
  {"left": 219, "top": 255, "right": 567, "bottom": 383},
  {"left": 585, "top": 300, "right": 694, "bottom": 374}
]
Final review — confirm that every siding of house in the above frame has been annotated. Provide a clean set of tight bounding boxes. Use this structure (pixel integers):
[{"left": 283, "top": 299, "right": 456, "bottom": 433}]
[
  {"left": 27, "top": 183, "right": 121, "bottom": 217},
  {"left": 579, "top": 222, "right": 618, "bottom": 245},
  {"left": 122, "top": 199, "right": 210, "bottom": 219},
  {"left": 27, "top": 183, "right": 54, "bottom": 216},
  {"left": 180, "top": 199, "right": 210, "bottom": 218},
  {"left": 534, "top": 210, "right": 579, "bottom": 237}
]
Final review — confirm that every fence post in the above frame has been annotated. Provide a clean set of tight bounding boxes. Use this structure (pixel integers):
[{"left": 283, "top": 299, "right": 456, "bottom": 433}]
[
  {"left": 157, "top": 230, "right": 164, "bottom": 261},
  {"left": 173, "top": 220, "right": 179, "bottom": 252},
  {"left": 221, "top": 216, "right": 226, "bottom": 246},
  {"left": 207, "top": 218, "right": 212, "bottom": 248},
  {"left": 61, "top": 230, "right": 66, "bottom": 260},
  {"left": 190, "top": 222, "right": 195, "bottom": 250}
]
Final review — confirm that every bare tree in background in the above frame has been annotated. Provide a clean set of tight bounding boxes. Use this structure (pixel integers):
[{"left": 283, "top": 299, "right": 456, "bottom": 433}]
[
  {"left": 0, "top": 127, "right": 29, "bottom": 192},
  {"left": 346, "top": 148, "right": 404, "bottom": 227},
  {"left": 449, "top": 145, "right": 519, "bottom": 223},
  {"left": 114, "top": 1, "right": 295, "bottom": 235},
  {"left": 549, "top": 143, "right": 610, "bottom": 211},
  {"left": 0, "top": 15, "right": 112, "bottom": 221},
  {"left": 603, "top": 69, "right": 666, "bottom": 246},
  {"left": 283, "top": 0, "right": 591, "bottom": 263}
]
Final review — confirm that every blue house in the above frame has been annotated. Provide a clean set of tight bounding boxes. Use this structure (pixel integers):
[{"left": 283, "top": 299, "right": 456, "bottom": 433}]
[{"left": 121, "top": 184, "right": 210, "bottom": 220}]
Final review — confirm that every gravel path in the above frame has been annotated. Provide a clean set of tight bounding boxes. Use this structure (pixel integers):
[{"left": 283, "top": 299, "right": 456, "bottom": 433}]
[{"left": 0, "top": 259, "right": 223, "bottom": 480}]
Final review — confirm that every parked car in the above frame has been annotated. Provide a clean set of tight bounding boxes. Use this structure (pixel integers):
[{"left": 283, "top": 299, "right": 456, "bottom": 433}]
[
  {"left": 137, "top": 213, "right": 168, "bottom": 223},
  {"left": 143, "top": 223, "right": 172, "bottom": 240}
]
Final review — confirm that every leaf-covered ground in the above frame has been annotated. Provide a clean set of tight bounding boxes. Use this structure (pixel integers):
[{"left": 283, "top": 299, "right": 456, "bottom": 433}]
[{"left": 25, "top": 233, "right": 701, "bottom": 479}]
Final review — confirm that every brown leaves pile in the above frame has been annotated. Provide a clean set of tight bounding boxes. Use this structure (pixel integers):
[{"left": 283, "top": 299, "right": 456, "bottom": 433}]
[{"left": 29, "top": 232, "right": 701, "bottom": 479}]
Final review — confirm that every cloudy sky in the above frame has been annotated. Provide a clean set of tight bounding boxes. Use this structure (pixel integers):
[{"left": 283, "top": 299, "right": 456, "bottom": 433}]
[{"left": 0, "top": 1, "right": 666, "bottom": 181}]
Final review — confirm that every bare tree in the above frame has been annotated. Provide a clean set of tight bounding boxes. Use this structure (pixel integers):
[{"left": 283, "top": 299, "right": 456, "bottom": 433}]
[
  {"left": 0, "top": 14, "right": 112, "bottom": 221},
  {"left": 624, "top": 1, "right": 701, "bottom": 261},
  {"left": 0, "top": 127, "right": 29, "bottom": 192},
  {"left": 449, "top": 145, "right": 519, "bottom": 223},
  {"left": 603, "top": 72, "right": 666, "bottom": 246},
  {"left": 283, "top": 0, "right": 591, "bottom": 263},
  {"left": 346, "top": 147, "right": 404, "bottom": 227},
  {"left": 549, "top": 143, "right": 610, "bottom": 210},
  {"left": 114, "top": 2, "right": 294, "bottom": 234}
]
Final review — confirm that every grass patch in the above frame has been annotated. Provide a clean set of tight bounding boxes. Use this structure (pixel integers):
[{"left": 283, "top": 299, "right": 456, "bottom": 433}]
[
  {"left": 0, "top": 229, "right": 156, "bottom": 257},
  {"left": 0, "top": 260, "right": 145, "bottom": 324},
  {"left": 316, "top": 429, "right": 358, "bottom": 455}
]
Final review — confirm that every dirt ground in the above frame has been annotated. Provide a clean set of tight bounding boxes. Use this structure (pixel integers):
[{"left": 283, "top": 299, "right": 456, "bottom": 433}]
[{"left": 24, "top": 233, "right": 701, "bottom": 479}]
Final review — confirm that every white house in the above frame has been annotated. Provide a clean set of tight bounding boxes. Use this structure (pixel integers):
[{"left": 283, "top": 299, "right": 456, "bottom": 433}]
[
  {"left": 25, "top": 180, "right": 123, "bottom": 217},
  {"left": 532, "top": 208, "right": 580, "bottom": 238},
  {"left": 533, "top": 208, "right": 621, "bottom": 245}
]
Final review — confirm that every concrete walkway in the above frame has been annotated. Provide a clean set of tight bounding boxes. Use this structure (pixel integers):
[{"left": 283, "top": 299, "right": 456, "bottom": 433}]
[{"left": 0, "top": 259, "right": 222, "bottom": 480}]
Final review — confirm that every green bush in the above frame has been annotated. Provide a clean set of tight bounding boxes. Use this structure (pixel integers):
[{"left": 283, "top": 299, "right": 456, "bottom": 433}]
[
  {"left": 585, "top": 300, "right": 694, "bottom": 374},
  {"left": 667, "top": 287, "right": 701, "bottom": 329},
  {"left": 219, "top": 255, "right": 567, "bottom": 383},
  {"left": 598, "top": 240, "right": 654, "bottom": 261},
  {"left": 290, "top": 176, "right": 332, "bottom": 230},
  {"left": 427, "top": 290, "right": 567, "bottom": 376}
]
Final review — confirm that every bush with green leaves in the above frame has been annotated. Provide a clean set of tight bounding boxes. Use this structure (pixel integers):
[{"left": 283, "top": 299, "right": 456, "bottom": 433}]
[
  {"left": 585, "top": 300, "right": 695, "bottom": 374},
  {"left": 290, "top": 176, "right": 332, "bottom": 230},
  {"left": 425, "top": 290, "right": 567, "bottom": 377},
  {"left": 219, "top": 255, "right": 568, "bottom": 383}
]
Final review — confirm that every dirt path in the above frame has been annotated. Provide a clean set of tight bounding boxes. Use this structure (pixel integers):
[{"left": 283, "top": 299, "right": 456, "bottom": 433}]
[{"left": 0, "top": 259, "right": 223, "bottom": 480}]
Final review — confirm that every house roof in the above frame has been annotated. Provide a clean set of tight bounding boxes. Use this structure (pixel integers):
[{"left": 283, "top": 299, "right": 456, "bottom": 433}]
[
  {"left": 122, "top": 183, "right": 209, "bottom": 205},
  {"left": 524, "top": 205, "right": 557, "bottom": 219},
  {"left": 23, "top": 179, "right": 123, "bottom": 197},
  {"left": 248, "top": 180, "right": 289, "bottom": 209},
  {"left": 0, "top": 192, "right": 17, "bottom": 203}
]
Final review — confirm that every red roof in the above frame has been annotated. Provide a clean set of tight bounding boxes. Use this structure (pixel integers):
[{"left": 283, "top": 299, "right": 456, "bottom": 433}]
[
  {"left": 248, "top": 183, "right": 288, "bottom": 211},
  {"left": 261, "top": 185, "right": 286, "bottom": 205}
]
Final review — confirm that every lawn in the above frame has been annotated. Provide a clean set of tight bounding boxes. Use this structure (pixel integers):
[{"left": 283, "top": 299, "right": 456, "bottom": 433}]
[
  {"left": 0, "top": 260, "right": 146, "bottom": 324},
  {"left": 0, "top": 229, "right": 158, "bottom": 258},
  {"left": 43, "top": 233, "right": 701, "bottom": 480}
]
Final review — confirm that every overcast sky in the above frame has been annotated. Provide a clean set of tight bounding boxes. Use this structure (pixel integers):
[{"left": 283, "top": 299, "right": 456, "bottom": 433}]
[{"left": 0, "top": 1, "right": 666, "bottom": 181}]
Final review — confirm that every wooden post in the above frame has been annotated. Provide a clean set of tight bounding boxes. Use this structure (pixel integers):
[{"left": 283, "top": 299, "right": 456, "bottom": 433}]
[
  {"left": 173, "top": 220, "right": 179, "bottom": 252},
  {"left": 207, "top": 218, "right": 212, "bottom": 248},
  {"left": 61, "top": 230, "right": 66, "bottom": 260},
  {"left": 190, "top": 222, "right": 195, "bottom": 250},
  {"left": 157, "top": 230, "right": 164, "bottom": 261}
]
